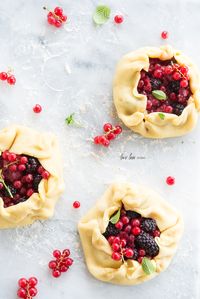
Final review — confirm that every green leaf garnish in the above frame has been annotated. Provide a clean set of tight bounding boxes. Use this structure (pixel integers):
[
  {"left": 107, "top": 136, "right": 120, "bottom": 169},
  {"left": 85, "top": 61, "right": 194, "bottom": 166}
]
[
  {"left": 65, "top": 113, "right": 82, "bottom": 127},
  {"left": 158, "top": 113, "right": 165, "bottom": 120},
  {"left": 152, "top": 90, "right": 167, "bottom": 100},
  {"left": 142, "top": 257, "right": 156, "bottom": 275},
  {"left": 110, "top": 209, "right": 120, "bottom": 224},
  {"left": 93, "top": 5, "right": 111, "bottom": 25},
  {"left": 0, "top": 170, "right": 13, "bottom": 198},
  {"left": 65, "top": 113, "right": 75, "bottom": 125}
]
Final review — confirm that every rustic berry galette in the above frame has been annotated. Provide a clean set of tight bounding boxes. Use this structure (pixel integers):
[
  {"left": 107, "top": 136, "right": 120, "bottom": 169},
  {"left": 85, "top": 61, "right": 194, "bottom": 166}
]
[
  {"left": 113, "top": 45, "right": 200, "bottom": 138},
  {"left": 0, "top": 125, "right": 64, "bottom": 228},
  {"left": 78, "top": 183, "right": 183, "bottom": 285}
]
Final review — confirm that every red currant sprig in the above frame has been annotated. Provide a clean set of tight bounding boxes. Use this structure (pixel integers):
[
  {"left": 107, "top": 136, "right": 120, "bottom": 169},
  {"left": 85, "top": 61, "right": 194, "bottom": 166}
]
[
  {"left": 48, "top": 249, "right": 73, "bottom": 278},
  {"left": 93, "top": 123, "right": 122, "bottom": 147},
  {"left": 43, "top": 6, "right": 67, "bottom": 28},
  {"left": 17, "top": 277, "right": 38, "bottom": 299},
  {"left": 0, "top": 70, "right": 16, "bottom": 85}
]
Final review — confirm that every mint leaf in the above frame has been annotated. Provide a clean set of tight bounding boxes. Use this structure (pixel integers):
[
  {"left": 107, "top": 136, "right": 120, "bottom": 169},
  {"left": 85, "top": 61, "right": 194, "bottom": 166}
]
[
  {"left": 158, "top": 113, "right": 165, "bottom": 120},
  {"left": 65, "top": 113, "right": 75, "bottom": 125},
  {"left": 110, "top": 209, "right": 120, "bottom": 224},
  {"left": 152, "top": 90, "right": 167, "bottom": 100},
  {"left": 142, "top": 257, "right": 156, "bottom": 275},
  {"left": 93, "top": 5, "right": 111, "bottom": 25}
]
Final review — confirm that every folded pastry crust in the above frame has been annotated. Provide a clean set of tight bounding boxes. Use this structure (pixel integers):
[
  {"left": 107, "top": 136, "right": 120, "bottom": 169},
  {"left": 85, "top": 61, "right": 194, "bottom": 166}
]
[
  {"left": 113, "top": 45, "right": 200, "bottom": 138},
  {"left": 0, "top": 125, "right": 64, "bottom": 228},
  {"left": 78, "top": 183, "right": 183, "bottom": 285}
]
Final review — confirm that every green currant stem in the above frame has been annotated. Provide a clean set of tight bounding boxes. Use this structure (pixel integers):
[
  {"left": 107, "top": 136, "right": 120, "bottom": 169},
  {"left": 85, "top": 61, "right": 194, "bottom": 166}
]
[
  {"left": 43, "top": 6, "right": 63, "bottom": 22},
  {"left": 171, "top": 61, "right": 187, "bottom": 80},
  {"left": 0, "top": 172, "right": 13, "bottom": 198}
]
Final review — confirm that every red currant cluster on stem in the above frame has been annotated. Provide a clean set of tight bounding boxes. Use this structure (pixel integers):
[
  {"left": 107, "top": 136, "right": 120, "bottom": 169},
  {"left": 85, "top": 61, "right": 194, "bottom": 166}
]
[
  {"left": 17, "top": 277, "right": 38, "bottom": 299},
  {"left": 44, "top": 6, "right": 67, "bottom": 28},
  {"left": 0, "top": 71, "right": 16, "bottom": 85},
  {"left": 48, "top": 249, "right": 73, "bottom": 278},
  {"left": 94, "top": 123, "right": 122, "bottom": 147}
]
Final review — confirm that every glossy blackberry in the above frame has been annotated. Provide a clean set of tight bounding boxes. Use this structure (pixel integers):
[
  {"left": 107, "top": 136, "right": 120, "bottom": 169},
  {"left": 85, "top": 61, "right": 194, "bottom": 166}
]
[
  {"left": 126, "top": 210, "right": 141, "bottom": 219},
  {"left": 33, "top": 174, "right": 42, "bottom": 191},
  {"left": 168, "top": 81, "right": 180, "bottom": 93},
  {"left": 150, "top": 78, "right": 161, "bottom": 90},
  {"left": 103, "top": 223, "right": 120, "bottom": 238},
  {"left": 173, "top": 103, "right": 185, "bottom": 116},
  {"left": 136, "top": 232, "right": 159, "bottom": 257},
  {"left": 141, "top": 218, "right": 157, "bottom": 233},
  {"left": 26, "top": 157, "right": 39, "bottom": 173}
]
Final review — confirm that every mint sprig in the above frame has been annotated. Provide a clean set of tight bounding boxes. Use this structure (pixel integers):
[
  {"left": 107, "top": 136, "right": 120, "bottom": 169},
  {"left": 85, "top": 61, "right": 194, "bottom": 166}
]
[
  {"left": 110, "top": 209, "right": 120, "bottom": 224},
  {"left": 65, "top": 113, "right": 82, "bottom": 127},
  {"left": 93, "top": 5, "right": 111, "bottom": 25},
  {"left": 158, "top": 112, "right": 165, "bottom": 120},
  {"left": 152, "top": 90, "right": 167, "bottom": 100},
  {"left": 142, "top": 257, "right": 156, "bottom": 275}
]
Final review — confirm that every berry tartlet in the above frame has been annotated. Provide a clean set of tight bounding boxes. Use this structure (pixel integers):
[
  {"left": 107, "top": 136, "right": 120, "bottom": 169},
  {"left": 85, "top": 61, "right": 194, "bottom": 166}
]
[
  {"left": 0, "top": 125, "right": 64, "bottom": 228},
  {"left": 113, "top": 45, "right": 200, "bottom": 138},
  {"left": 78, "top": 183, "right": 183, "bottom": 285}
]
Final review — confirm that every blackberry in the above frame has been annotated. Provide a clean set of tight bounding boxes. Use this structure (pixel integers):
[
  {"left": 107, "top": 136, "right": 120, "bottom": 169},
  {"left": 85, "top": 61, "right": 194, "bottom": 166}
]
[
  {"left": 136, "top": 232, "right": 159, "bottom": 257},
  {"left": 126, "top": 210, "right": 141, "bottom": 219},
  {"left": 132, "top": 248, "right": 138, "bottom": 260},
  {"left": 103, "top": 223, "right": 119, "bottom": 238},
  {"left": 33, "top": 174, "right": 42, "bottom": 191},
  {"left": 150, "top": 78, "right": 161, "bottom": 90},
  {"left": 173, "top": 103, "right": 185, "bottom": 116},
  {"left": 168, "top": 81, "right": 180, "bottom": 93},
  {"left": 141, "top": 218, "right": 157, "bottom": 233},
  {"left": 26, "top": 157, "right": 39, "bottom": 173}
]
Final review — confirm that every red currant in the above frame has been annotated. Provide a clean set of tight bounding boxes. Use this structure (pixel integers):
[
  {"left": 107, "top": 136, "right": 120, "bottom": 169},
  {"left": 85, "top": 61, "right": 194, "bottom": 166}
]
[
  {"left": 114, "top": 15, "right": 124, "bottom": 24},
  {"left": 48, "top": 15, "right": 56, "bottom": 25},
  {"left": 17, "top": 288, "right": 27, "bottom": 298},
  {"left": 103, "top": 123, "right": 112, "bottom": 132},
  {"left": 54, "top": 7, "right": 63, "bottom": 16},
  {"left": 112, "top": 243, "right": 120, "bottom": 252},
  {"left": 53, "top": 249, "right": 61, "bottom": 259},
  {"left": 28, "top": 277, "right": 38, "bottom": 287},
  {"left": 42, "top": 170, "right": 50, "bottom": 179},
  {"left": 180, "top": 79, "right": 188, "bottom": 88},
  {"left": 153, "top": 230, "right": 161, "bottom": 237},
  {"left": 161, "top": 31, "right": 168, "bottom": 39},
  {"left": 173, "top": 72, "right": 181, "bottom": 81},
  {"left": 107, "top": 132, "right": 116, "bottom": 140},
  {"left": 131, "top": 218, "right": 140, "bottom": 227},
  {"left": 124, "top": 248, "right": 133, "bottom": 258},
  {"left": 20, "top": 156, "right": 28, "bottom": 164},
  {"left": 49, "top": 260, "right": 57, "bottom": 269},
  {"left": 18, "top": 278, "right": 28, "bottom": 288},
  {"left": 166, "top": 176, "right": 175, "bottom": 185},
  {"left": 113, "top": 125, "right": 122, "bottom": 135},
  {"left": 29, "top": 287, "right": 37, "bottom": 297},
  {"left": 73, "top": 201, "right": 80, "bottom": 208},
  {"left": 55, "top": 20, "right": 62, "bottom": 28},
  {"left": 7, "top": 75, "right": 16, "bottom": 85},
  {"left": 33, "top": 104, "right": 42, "bottom": 113},
  {"left": 138, "top": 249, "right": 146, "bottom": 256},
  {"left": 115, "top": 221, "right": 123, "bottom": 230},
  {"left": 63, "top": 249, "right": 70, "bottom": 256},
  {"left": 94, "top": 136, "right": 101, "bottom": 144},
  {"left": 111, "top": 252, "right": 121, "bottom": 261},
  {"left": 65, "top": 258, "right": 73, "bottom": 266},
  {"left": 0, "top": 72, "right": 8, "bottom": 80},
  {"left": 132, "top": 226, "right": 141, "bottom": 236},
  {"left": 52, "top": 270, "right": 61, "bottom": 278}
]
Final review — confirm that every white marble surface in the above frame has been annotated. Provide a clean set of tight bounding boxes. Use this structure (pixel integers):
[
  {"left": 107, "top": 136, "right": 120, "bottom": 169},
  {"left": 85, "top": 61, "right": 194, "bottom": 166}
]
[{"left": 0, "top": 0, "right": 200, "bottom": 298}]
